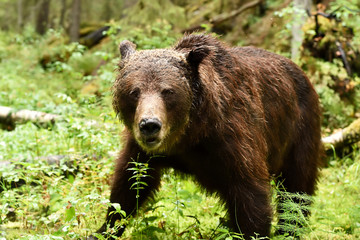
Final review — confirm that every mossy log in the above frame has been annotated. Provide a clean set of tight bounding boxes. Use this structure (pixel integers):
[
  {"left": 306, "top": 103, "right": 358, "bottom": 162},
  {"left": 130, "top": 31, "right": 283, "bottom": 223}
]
[
  {"left": 0, "top": 106, "right": 60, "bottom": 130},
  {"left": 0, "top": 106, "right": 103, "bottom": 131},
  {"left": 322, "top": 118, "right": 360, "bottom": 152},
  {"left": 80, "top": 26, "right": 110, "bottom": 48}
]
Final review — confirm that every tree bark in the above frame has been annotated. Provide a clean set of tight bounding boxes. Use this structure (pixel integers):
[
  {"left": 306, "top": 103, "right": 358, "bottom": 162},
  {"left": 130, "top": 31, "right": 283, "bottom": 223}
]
[
  {"left": 35, "top": 0, "right": 51, "bottom": 35},
  {"left": 69, "top": 0, "right": 81, "bottom": 42},
  {"left": 102, "top": 0, "right": 112, "bottom": 22},
  {"left": 59, "top": 0, "right": 67, "bottom": 29},
  {"left": 291, "top": 0, "right": 312, "bottom": 62},
  {"left": 17, "top": 0, "right": 23, "bottom": 32}
]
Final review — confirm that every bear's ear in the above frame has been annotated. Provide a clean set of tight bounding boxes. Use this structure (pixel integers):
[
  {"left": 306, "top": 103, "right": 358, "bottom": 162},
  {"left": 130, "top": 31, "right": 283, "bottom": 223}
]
[
  {"left": 185, "top": 46, "right": 210, "bottom": 70},
  {"left": 119, "top": 40, "right": 136, "bottom": 60}
]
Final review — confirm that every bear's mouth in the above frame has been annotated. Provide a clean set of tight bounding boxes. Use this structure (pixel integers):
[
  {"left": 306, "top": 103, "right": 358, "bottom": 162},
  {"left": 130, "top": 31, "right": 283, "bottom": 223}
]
[
  {"left": 142, "top": 136, "right": 161, "bottom": 148},
  {"left": 146, "top": 137, "right": 158, "bottom": 144}
]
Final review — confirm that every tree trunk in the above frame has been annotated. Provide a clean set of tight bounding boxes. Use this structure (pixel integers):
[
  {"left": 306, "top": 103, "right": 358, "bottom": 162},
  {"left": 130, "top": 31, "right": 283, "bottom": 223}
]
[
  {"left": 291, "top": 0, "right": 312, "bottom": 62},
  {"left": 59, "top": 0, "right": 67, "bottom": 29},
  {"left": 17, "top": 0, "right": 23, "bottom": 31},
  {"left": 69, "top": 0, "right": 81, "bottom": 42},
  {"left": 35, "top": 0, "right": 51, "bottom": 35},
  {"left": 102, "top": 0, "right": 112, "bottom": 22}
]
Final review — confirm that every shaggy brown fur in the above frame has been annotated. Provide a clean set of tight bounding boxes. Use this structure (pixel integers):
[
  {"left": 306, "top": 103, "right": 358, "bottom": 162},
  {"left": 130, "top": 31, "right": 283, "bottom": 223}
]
[{"left": 92, "top": 34, "right": 322, "bottom": 239}]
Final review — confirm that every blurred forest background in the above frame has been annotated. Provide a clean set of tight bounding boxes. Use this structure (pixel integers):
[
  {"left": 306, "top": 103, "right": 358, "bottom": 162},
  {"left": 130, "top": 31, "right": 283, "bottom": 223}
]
[{"left": 0, "top": 0, "right": 360, "bottom": 239}]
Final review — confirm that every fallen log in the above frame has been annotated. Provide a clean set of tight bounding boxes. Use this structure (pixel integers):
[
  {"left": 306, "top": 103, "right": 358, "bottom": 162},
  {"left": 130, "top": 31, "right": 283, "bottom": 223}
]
[
  {"left": 0, "top": 106, "right": 106, "bottom": 132},
  {"left": 0, "top": 106, "right": 60, "bottom": 130},
  {"left": 80, "top": 26, "right": 110, "bottom": 48},
  {"left": 322, "top": 118, "right": 360, "bottom": 152}
]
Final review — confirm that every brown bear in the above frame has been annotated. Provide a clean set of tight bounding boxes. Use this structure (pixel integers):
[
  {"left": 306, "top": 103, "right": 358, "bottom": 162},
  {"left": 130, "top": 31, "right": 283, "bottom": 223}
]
[{"left": 92, "top": 34, "right": 322, "bottom": 239}]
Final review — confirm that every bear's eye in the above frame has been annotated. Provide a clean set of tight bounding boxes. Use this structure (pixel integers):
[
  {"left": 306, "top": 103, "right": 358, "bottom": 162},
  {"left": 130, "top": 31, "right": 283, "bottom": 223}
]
[
  {"left": 161, "top": 89, "right": 175, "bottom": 97},
  {"left": 129, "top": 88, "right": 140, "bottom": 100}
]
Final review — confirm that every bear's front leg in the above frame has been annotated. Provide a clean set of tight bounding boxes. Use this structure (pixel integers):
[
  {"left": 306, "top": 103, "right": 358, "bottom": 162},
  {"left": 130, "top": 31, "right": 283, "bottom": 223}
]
[
  {"left": 223, "top": 179, "right": 272, "bottom": 240},
  {"left": 94, "top": 139, "right": 162, "bottom": 239}
]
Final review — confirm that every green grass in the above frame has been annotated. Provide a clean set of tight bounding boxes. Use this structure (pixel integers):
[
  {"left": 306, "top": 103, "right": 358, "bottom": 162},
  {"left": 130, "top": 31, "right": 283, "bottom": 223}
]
[
  {"left": 1, "top": 30, "right": 360, "bottom": 240},
  {"left": 308, "top": 152, "right": 360, "bottom": 239}
]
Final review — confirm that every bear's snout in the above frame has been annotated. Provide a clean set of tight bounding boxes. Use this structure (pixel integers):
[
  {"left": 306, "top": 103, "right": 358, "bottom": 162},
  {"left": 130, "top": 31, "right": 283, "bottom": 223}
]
[
  {"left": 139, "top": 118, "right": 162, "bottom": 137},
  {"left": 132, "top": 94, "right": 170, "bottom": 152}
]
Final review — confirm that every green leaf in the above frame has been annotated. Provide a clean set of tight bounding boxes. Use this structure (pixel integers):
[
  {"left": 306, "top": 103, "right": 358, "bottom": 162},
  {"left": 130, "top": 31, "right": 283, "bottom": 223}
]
[
  {"left": 215, "top": 233, "right": 228, "bottom": 240},
  {"left": 65, "top": 206, "right": 75, "bottom": 222}
]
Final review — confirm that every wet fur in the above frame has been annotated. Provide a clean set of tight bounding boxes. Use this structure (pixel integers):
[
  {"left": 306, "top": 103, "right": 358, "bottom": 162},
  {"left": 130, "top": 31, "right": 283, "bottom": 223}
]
[{"left": 95, "top": 34, "right": 322, "bottom": 239}]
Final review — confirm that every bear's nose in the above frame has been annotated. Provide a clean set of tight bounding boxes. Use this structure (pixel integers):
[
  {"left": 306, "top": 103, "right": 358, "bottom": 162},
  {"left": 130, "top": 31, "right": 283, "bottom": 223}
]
[{"left": 139, "top": 118, "right": 162, "bottom": 136}]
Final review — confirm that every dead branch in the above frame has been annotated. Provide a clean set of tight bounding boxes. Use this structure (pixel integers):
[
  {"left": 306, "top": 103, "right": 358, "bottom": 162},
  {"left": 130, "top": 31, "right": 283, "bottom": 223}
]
[
  {"left": 210, "top": 0, "right": 263, "bottom": 25},
  {"left": 336, "top": 40, "right": 352, "bottom": 77},
  {"left": 183, "top": 0, "right": 263, "bottom": 33}
]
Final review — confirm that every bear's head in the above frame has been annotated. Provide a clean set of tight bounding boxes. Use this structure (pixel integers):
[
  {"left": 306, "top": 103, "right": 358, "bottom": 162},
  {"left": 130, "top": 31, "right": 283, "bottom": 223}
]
[{"left": 113, "top": 40, "right": 210, "bottom": 154}]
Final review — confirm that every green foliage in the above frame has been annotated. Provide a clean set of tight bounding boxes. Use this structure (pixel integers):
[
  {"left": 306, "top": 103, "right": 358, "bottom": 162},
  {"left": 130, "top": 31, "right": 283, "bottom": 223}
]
[
  {"left": 275, "top": 191, "right": 313, "bottom": 238},
  {"left": 106, "top": 21, "right": 179, "bottom": 51},
  {"left": 309, "top": 147, "right": 360, "bottom": 239},
  {"left": 118, "top": 0, "right": 188, "bottom": 31},
  {"left": 329, "top": 0, "right": 360, "bottom": 49},
  {"left": 272, "top": 5, "right": 296, "bottom": 56},
  {"left": 309, "top": 58, "right": 360, "bottom": 129},
  {"left": 274, "top": 0, "right": 360, "bottom": 130},
  {"left": 127, "top": 155, "right": 154, "bottom": 239},
  {"left": 0, "top": 28, "right": 122, "bottom": 239}
]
